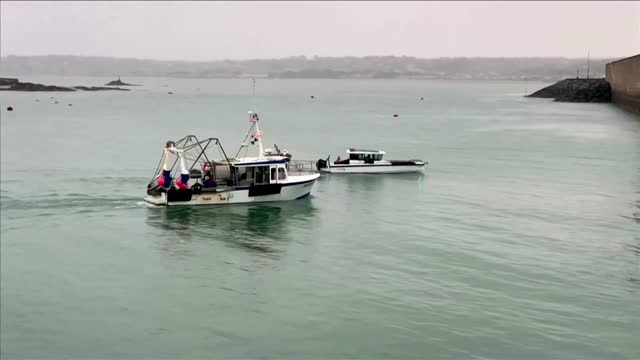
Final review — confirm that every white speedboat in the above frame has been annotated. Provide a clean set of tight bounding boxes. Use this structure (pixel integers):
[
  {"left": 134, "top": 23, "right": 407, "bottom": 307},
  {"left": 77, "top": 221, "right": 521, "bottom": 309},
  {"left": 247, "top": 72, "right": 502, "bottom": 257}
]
[
  {"left": 144, "top": 112, "right": 319, "bottom": 206},
  {"left": 316, "top": 148, "right": 426, "bottom": 174}
]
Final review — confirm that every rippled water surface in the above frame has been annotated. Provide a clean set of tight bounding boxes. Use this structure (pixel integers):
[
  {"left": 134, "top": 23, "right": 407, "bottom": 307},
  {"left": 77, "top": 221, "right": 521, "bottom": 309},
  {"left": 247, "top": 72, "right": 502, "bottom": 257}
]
[{"left": 1, "top": 77, "right": 639, "bottom": 359}]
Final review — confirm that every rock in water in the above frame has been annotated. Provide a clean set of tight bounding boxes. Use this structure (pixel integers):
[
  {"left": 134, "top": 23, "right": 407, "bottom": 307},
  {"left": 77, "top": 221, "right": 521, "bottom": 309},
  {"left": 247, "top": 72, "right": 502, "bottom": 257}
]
[
  {"left": 105, "top": 76, "right": 138, "bottom": 86},
  {"left": 72, "top": 86, "right": 129, "bottom": 91},
  {"left": 526, "top": 78, "right": 611, "bottom": 103},
  {"left": 0, "top": 80, "right": 127, "bottom": 92},
  {"left": 3, "top": 82, "right": 75, "bottom": 92}
]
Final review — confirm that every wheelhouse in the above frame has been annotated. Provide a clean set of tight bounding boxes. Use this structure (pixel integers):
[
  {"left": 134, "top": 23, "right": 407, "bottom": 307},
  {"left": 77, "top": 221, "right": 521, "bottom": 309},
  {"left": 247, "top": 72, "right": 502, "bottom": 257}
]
[{"left": 233, "top": 159, "right": 289, "bottom": 187}]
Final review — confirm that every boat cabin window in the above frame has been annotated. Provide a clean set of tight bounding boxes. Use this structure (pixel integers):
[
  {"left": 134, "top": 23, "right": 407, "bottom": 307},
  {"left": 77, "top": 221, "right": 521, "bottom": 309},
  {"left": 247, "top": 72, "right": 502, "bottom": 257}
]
[
  {"left": 236, "top": 167, "right": 248, "bottom": 181},
  {"left": 271, "top": 167, "right": 276, "bottom": 181},
  {"left": 254, "top": 166, "right": 270, "bottom": 184},
  {"left": 278, "top": 167, "right": 286, "bottom": 180},
  {"left": 236, "top": 165, "right": 271, "bottom": 185},
  {"left": 349, "top": 153, "right": 382, "bottom": 161}
]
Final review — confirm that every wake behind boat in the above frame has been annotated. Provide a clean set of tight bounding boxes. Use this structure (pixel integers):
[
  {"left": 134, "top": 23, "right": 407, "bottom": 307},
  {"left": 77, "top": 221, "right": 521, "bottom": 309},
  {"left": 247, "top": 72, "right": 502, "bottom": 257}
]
[
  {"left": 144, "top": 111, "right": 319, "bottom": 206},
  {"left": 316, "top": 148, "right": 426, "bottom": 173}
]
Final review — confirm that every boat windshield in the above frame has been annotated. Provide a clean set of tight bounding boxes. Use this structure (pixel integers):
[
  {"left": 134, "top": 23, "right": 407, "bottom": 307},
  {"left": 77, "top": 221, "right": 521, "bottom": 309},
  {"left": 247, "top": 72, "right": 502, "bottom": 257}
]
[{"left": 349, "top": 153, "right": 383, "bottom": 161}]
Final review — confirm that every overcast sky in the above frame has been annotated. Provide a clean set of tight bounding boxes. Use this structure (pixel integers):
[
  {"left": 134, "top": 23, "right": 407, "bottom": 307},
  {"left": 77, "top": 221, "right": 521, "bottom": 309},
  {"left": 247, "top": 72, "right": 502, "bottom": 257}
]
[{"left": 1, "top": 1, "right": 638, "bottom": 60}]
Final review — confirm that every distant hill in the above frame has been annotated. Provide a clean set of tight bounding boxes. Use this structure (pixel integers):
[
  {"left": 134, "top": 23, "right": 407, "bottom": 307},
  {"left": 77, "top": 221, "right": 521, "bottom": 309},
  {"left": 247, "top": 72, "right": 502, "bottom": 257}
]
[{"left": 0, "top": 55, "right": 618, "bottom": 81}]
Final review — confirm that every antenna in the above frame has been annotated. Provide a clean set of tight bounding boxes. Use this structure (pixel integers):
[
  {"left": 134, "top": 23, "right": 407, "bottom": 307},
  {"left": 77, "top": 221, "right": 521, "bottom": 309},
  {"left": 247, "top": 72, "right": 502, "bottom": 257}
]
[
  {"left": 587, "top": 50, "right": 590, "bottom": 79},
  {"left": 252, "top": 78, "right": 256, "bottom": 112}
]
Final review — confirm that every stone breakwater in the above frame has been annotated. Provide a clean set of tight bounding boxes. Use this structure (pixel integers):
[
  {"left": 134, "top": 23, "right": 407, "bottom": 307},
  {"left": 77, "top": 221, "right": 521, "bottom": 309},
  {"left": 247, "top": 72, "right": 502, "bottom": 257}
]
[{"left": 526, "top": 78, "right": 611, "bottom": 103}]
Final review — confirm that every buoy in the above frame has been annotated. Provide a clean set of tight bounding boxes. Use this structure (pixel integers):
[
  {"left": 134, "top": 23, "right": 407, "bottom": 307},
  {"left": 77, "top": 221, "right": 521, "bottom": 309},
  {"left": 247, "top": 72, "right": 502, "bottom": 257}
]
[
  {"left": 35, "top": 99, "right": 40, "bottom": 102},
  {"left": 393, "top": 114, "right": 399, "bottom": 118},
  {"left": 310, "top": 95, "right": 315, "bottom": 99},
  {"left": 420, "top": 97, "right": 424, "bottom": 100},
  {"left": 54, "top": 101, "right": 59, "bottom": 104},
  {"left": 7, "top": 106, "right": 13, "bottom": 111},
  {"left": 168, "top": 91, "right": 173, "bottom": 95},
  {"left": 68, "top": 104, "right": 72, "bottom": 106}
]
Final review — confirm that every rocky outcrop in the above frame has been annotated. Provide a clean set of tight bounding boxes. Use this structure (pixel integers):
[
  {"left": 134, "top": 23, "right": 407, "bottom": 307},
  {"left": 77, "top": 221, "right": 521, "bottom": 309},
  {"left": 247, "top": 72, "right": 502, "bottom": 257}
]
[
  {"left": 0, "top": 79, "right": 129, "bottom": 91},
  {"left": 73, "top": 86, "right": 129, "bottom": 91},
  {"left": 526, "top": 78, "right": 611, "bottom": 102},
  {"left": 0, "top": 78, "right": 19, "bottom": 87},
  {"left": 105, "top": 77, "right": 138, "bottom": 86},
  {"left": 1, "top": 82, "right": 75, "bottom": 91}
]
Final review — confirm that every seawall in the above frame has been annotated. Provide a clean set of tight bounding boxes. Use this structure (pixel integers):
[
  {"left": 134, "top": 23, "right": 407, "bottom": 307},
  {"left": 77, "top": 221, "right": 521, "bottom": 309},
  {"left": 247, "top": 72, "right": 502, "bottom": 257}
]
[{"left": 606, "top": 54, "right": 640, "bottom": 113}]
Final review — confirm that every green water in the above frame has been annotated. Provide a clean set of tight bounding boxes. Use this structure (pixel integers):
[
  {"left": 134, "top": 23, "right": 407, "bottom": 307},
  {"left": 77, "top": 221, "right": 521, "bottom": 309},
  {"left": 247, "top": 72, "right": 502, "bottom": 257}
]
[{"left": 1, "top": 77, "right": 639, "bottom": 359}]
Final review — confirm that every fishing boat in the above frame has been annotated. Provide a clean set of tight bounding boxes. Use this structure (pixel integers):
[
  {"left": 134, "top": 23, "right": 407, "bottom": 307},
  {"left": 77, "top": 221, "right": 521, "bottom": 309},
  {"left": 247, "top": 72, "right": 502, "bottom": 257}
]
[
  {"left": 316, "top": 148, "right": 426, "bottom": 173},
  {"left": 144, "top": 111, "right": 319, "bottom": 206}
]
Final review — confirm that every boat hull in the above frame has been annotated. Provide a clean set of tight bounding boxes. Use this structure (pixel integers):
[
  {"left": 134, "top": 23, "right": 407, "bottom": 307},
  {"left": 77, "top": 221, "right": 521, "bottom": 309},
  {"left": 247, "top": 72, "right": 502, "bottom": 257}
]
[
  {"left": 144, "top": 175, "right": 319, "bottom": 206},
  {"left": 320, "top": 164, "right": 424, "bottom": 174}
]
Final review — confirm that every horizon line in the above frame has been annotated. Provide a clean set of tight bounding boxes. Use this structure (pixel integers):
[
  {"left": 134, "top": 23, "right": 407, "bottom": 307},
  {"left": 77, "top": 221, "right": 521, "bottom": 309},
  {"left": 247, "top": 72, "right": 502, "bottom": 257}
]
[{"left": 0, "top": 53, "right": 630, "bottom": 63}]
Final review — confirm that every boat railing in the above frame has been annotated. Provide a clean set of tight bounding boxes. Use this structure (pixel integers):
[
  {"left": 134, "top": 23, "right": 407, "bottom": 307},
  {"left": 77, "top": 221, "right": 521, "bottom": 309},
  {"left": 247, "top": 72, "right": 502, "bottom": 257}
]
[{"left": 288, "top": 160, "right": 318, "bottom": 175}]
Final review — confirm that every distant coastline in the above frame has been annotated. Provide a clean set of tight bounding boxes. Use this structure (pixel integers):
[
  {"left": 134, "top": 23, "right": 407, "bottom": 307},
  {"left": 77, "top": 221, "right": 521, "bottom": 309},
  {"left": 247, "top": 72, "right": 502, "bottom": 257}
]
[{"left": 0, "top": 55, "right": 619, "bottom": 81}]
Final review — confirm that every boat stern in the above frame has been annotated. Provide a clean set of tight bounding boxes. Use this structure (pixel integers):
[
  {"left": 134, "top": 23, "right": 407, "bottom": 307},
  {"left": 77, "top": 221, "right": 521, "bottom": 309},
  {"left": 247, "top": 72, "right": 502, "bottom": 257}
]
[{"left": 144, "top": 193, "right": 168, "bottom": 206}]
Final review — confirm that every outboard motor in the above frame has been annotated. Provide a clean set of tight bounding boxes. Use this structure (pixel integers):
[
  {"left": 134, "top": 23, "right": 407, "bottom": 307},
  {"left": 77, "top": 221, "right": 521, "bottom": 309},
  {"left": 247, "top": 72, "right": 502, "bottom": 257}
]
[
  {"left": 147, "top": 182, "right": 164, "bottom": 196},
  {"left": 316, "top": 158, "right": 328, "bottom": 170}
]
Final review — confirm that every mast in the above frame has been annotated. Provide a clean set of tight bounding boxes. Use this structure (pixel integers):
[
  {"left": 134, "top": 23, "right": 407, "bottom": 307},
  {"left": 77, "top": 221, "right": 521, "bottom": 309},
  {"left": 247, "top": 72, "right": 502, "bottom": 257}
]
[
  {"left": 250, "top": 78, "right": 264, "bottom": 159},
  {"left": 255, "top": 117, "right": 264, "bottom": 159}
]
